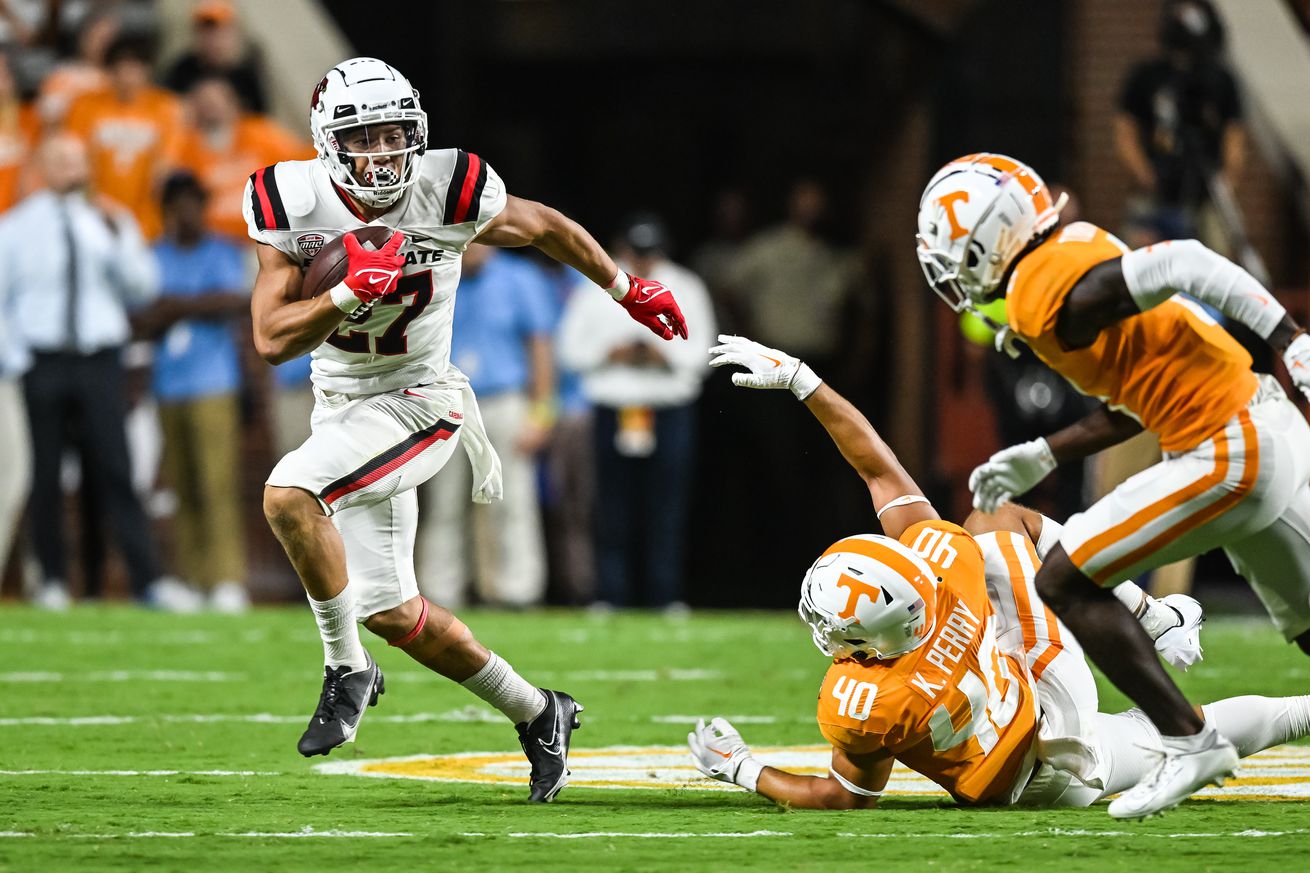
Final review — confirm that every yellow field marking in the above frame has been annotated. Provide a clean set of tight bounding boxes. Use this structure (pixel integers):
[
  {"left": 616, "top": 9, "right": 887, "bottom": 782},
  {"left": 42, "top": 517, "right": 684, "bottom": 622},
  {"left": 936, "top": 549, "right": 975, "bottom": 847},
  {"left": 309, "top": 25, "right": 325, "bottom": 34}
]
[{"left": 314, "top": 744, "right": 1310, "bottom": 801}]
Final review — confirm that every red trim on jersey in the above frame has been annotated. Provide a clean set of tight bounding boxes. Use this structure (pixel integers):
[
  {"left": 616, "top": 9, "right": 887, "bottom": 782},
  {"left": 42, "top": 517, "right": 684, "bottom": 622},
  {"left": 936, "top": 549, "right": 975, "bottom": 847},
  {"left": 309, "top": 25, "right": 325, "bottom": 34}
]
[
  {"left": 452, "top": 153, "right": 482, "bottom": 224},
  {"left": 253, "top": 167, "right": 277, "bottom": 231},
  {"left": 331, "top": 182, "right": 370, "bottom": 222}
]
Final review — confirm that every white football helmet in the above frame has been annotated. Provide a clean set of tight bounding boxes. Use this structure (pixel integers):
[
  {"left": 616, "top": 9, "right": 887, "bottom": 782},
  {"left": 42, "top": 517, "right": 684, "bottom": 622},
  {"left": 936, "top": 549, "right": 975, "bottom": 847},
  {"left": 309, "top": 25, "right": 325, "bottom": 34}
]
[
  {"left": 798, "top": 534, "right": 939, "bottom": 661},
  {"left": 310, "top": 57, "right": 427, "bottom": 209},
  {"left": 915, "top": 153, "right": 1067, "bottom": 313}
]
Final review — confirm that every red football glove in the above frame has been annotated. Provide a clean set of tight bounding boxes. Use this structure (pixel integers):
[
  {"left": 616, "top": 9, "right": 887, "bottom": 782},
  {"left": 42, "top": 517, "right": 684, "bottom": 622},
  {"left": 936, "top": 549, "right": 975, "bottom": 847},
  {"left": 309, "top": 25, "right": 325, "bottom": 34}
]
[
  {"left": 617, "top": 273, "right": 688, "bottom": 341},
  {"left": 342, "top": 230, "right": 406, "bottom": 303}
]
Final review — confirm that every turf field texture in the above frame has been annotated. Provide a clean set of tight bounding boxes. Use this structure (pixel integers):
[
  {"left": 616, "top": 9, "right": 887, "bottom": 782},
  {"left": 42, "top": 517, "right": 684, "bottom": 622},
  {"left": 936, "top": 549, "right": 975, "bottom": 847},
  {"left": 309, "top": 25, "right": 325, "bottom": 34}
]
[{"left": 2, "top": 606, "right": 1309, "bottom": 872}]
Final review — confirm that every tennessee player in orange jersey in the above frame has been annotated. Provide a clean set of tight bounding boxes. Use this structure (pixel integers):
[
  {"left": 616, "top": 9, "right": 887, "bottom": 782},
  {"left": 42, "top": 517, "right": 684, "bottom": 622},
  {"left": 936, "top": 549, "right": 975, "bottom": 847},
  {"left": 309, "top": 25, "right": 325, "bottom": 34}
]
[
  {"left": 916, "top": 153, "right": 1310, "bottom": 819},
  {"left": 689, "top": 334, "right": 1310, "bottom": 812},
  {"left": 63, "top": 37, "right": 186, "bottom": 239}
]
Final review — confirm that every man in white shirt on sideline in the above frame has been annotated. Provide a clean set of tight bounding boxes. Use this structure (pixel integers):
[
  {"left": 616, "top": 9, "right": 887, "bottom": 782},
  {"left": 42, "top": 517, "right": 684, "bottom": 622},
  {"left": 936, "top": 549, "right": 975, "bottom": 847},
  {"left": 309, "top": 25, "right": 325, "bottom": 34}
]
[
  {"left": 0, "top": 230, "right": 30, "bottom": 583},
  {"left": 558, "top": 215, "right": 716, "bottom": 610},
  {"left": 0, "top": 134, "right": 173, "bottom": 609}
]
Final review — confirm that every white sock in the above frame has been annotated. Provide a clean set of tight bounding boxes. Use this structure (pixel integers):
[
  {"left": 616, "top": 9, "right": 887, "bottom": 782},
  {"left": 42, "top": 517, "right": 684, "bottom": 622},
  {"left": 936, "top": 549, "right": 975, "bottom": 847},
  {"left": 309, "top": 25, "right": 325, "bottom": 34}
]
[
  {"left": 1113, "top": 581, "right": 1178, "bottom": 639},
  {"left": 462, "top": 652, "right": 547, "bottom": 725},
  {"left": 308, "top": 587, "right": 368, "bottom": 671},
  {"left": 1202, "top": 695, "right": 1310, "bottom": 758}
]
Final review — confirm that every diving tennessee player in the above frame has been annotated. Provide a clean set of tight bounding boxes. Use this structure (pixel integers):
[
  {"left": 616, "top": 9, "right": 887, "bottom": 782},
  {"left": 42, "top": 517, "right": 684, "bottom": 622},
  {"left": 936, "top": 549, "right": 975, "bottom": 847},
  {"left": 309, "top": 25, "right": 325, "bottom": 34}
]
[
  {"left": 244, "top": 58, "right": 688, "bottom": 802},
  {"left": 689, "top": 335, "right": 1310, "bottom": 812}
]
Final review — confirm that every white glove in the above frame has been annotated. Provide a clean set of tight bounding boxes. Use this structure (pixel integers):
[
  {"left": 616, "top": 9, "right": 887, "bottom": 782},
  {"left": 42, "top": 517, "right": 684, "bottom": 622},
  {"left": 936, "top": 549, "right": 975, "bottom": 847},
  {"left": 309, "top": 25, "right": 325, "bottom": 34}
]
[
  {"left": 968, "top": 438, "right": 1058, "bottom": 513},
  {"left": 687, "top": 717, "right": 763, "bottom": 791},
  {"left": 1284, "top": 333, "right": 1310, "bottom": 403},
  {"left": 1152, "top": 594, "right": 1205, "bottom": 671},
  {"left": 708, "top": 334, "right": 822, "bottom": 401}
]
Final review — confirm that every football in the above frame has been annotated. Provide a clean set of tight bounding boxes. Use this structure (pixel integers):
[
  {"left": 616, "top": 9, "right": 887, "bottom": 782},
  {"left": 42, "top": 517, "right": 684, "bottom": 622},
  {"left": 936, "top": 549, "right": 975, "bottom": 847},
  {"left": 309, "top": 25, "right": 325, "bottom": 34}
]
[{"left": 300, "top": 225, "right": 396, "bottom": 300}]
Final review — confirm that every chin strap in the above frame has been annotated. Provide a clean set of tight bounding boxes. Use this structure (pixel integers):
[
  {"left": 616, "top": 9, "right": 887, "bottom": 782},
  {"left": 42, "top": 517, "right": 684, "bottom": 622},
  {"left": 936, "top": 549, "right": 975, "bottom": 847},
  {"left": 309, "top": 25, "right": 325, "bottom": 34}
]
[{"left": 993, "top": 325, "right": 1021, "bottom": 359}]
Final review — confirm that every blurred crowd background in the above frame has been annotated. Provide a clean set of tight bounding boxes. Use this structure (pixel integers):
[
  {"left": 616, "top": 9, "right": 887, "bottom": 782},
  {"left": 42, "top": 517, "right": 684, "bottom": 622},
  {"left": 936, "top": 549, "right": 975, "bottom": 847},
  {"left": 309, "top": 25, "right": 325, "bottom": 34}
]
[{"left": 0, "top": 0, "right": 1308, "bottom": 615}]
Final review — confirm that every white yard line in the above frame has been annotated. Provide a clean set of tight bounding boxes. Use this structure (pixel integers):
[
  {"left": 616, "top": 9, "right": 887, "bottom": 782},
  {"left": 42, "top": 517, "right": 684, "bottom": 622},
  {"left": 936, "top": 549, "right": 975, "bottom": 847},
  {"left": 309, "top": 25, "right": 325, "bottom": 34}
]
[
  {"left": 648, "top": 714, "right": 778, "bottom": 724},
  {"left": 461, "top": 831, "right": 794, "bottom": 839},
  {"left": 0, "top": 710, "right": 791, "bottom": 727},
  {"left": 2, "top": 826, "right": 1307, "bottom": 841},
  {"left": 0, "top": 770, "right": 280, "bottom": 776},
  {"left": 0, "top": 710, "right": 500, "bottom": 727},
  {"left": 0, "top": 829, "right": 414, "bottom": 839},
  {"left": 0, "top": 671, "right": 243, "bottom": 683}
]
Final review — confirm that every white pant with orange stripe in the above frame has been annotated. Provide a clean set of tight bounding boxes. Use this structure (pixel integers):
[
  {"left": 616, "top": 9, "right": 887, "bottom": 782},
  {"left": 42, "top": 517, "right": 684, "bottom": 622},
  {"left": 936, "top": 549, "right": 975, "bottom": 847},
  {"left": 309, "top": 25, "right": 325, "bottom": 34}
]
[
  {"left": 977, "top": 530, "right": 1186, "bottom": 807},
  {"left": 1061, "top": 375, "right": 1310, "bottom": 641},
  {"left": 975, "top": 531, "right": 1100, "bottom": 803},
  {"left": 267, "top": 379, "right": 500, "bottom": 619}
]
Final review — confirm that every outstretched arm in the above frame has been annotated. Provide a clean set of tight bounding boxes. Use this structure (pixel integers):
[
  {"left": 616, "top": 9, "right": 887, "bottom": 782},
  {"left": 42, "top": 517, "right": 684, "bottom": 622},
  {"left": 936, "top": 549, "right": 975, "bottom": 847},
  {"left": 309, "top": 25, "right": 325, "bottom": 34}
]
[
  {"left": 477, "top": 195, "right": 688, "bottom": 340},
  {"left": 709, "top": 334, "right": 937, "bottom": 540},
  {"left": 687, "top": 717, "right": 890, "bottom": 810}
]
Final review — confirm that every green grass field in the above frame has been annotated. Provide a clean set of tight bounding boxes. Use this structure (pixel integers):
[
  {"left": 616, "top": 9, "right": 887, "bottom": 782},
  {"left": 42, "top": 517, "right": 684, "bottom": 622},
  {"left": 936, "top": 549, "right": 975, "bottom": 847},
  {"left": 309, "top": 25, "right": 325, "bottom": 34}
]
[{"left": 2, "top": 606, "right": 1309, "bottom": 872}]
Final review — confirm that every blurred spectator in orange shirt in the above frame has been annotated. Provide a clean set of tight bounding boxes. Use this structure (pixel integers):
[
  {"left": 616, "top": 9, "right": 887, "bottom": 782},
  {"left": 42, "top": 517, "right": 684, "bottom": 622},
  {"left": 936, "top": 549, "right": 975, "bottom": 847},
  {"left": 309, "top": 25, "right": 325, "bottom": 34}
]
[
  {"left": 64, "top": 34, "right": 184, "bottom": 239},
  {"left": 36, "top": 10, "right": 116, "bottom": 127},
  {"left": 0, "top": 49, "right": 39, "bottom": 213},
  {"left": 178, "top": 75, "right": 309, "bottom": 240},
  {"left": 165, "top": 1, "right": 268, "bottom": 113}
]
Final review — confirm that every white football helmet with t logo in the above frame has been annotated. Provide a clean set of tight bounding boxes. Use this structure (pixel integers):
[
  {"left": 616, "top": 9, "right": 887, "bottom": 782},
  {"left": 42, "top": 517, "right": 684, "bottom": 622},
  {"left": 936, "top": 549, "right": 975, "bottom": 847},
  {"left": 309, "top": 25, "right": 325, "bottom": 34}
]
[
  {"left": 310, "top": 57, "right": 428, "bottom": 208},
  {"left": 916, "top": 153, "right": 1067, "bottom": 313},
  {"left": 798, "top": 534, "right": 939, "bottom": 661}
]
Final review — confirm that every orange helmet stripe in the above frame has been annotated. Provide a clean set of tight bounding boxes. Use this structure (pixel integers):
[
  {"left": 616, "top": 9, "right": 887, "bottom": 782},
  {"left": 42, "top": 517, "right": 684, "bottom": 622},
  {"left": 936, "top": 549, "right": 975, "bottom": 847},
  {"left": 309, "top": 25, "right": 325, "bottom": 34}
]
[
  {"left": 821, "top": 537, "right": 937, "bottom": 603},
  {"left": 947, "top": 153, "right": 1053, "bottom": 214}
]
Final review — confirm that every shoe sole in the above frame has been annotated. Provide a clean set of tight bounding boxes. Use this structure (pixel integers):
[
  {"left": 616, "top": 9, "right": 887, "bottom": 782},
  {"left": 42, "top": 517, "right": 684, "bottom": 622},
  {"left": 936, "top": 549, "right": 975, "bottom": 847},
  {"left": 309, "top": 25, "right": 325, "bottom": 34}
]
[
  {"left": 532, "top": 702, "right": 584, "bottom": 803},
  {"left": 299, "top": 666, "right": 386, "bottom": 757}
]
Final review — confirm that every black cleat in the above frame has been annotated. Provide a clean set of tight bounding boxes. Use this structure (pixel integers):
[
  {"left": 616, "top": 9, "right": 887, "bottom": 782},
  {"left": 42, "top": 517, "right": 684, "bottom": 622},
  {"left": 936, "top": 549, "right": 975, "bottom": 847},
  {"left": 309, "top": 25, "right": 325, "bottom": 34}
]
[
  {"left": 516, "top": 689, "right": 583, "bottom": 802},
  {"left": 297, "top": 652, "right": 385, "bottom": 757}
]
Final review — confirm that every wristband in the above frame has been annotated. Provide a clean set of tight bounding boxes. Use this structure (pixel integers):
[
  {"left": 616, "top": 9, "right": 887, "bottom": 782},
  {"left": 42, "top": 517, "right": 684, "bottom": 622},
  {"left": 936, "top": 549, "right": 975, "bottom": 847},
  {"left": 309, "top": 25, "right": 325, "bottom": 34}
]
[
  {"left": 1033, "top": 437, "right": 1057, "bottom": 471},
  {"left": 329, "top": 280, "right": 365, "bottom": 313},
  {"left": 789, "top": 362, "right": 822, "bottom": 401},
  {"left": 736, "top": 757, "right": 764, "bottom": 793},
  {"left": 604, "top": 270, "right": 631, "bottom": 301}
]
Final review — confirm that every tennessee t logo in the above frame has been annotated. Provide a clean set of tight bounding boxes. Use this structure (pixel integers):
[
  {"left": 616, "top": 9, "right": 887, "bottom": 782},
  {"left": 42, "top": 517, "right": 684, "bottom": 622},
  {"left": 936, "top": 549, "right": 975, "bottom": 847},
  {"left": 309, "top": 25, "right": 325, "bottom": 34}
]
[
  {"left": 938, "top": 191, "right": 971, "bottom": 240},
  {"left": 835, "top": 574, "right": 881, "bottom": 620}
]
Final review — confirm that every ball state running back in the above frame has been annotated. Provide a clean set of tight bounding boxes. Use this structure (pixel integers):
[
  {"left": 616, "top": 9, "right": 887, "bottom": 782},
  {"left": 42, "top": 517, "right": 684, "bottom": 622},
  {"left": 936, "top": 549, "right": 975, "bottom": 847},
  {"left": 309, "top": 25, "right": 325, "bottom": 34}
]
[{"left": 243, "top": 57, "right": 688, "bottom": 803}]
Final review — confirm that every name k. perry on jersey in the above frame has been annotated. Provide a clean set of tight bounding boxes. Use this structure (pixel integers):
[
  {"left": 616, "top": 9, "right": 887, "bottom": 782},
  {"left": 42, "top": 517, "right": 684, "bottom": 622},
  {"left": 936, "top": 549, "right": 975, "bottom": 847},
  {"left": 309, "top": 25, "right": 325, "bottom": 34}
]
[{"left": 242, "top": 148, "right": 506, "bottom": 396}]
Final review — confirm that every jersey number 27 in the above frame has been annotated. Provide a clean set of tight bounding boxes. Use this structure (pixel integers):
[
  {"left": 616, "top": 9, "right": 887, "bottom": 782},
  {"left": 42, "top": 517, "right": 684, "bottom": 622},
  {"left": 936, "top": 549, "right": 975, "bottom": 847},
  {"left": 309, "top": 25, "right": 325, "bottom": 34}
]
[{"left": 327, "top": 270, "right": 433, "bottom": 356}]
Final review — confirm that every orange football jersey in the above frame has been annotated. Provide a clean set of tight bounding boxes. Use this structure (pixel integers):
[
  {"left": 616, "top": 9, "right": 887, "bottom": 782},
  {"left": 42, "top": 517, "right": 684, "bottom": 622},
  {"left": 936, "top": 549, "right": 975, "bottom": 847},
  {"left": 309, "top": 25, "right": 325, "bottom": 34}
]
[
  {"left": 1005, "top": 221, "right": 1258, "bottom": 452},
  {"left": 178, "top": 115, "right": 312, "bottom": 239},
  {"left": 816, "top": 520, "right": 1038, "bottom": 805},
  {"left": 64, "top": 86, "right": 186, "bottom": 238},
  {"left": 0, "top": 102, "right": 40, "bottom": 213}
]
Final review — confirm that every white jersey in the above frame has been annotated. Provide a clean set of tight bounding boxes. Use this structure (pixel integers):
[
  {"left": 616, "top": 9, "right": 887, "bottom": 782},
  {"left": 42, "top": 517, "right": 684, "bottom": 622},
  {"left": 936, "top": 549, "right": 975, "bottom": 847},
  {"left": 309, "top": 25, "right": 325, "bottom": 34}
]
[{"left": 242, "top": 148, "right": 506, "bottom": 395}]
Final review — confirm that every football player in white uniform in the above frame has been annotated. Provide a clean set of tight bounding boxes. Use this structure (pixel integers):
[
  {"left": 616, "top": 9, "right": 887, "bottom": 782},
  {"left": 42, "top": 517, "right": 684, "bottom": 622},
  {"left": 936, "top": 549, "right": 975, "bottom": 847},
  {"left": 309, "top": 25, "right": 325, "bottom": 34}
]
[{"left": 244, "top": 58, "right": 689, "bottom": 802}]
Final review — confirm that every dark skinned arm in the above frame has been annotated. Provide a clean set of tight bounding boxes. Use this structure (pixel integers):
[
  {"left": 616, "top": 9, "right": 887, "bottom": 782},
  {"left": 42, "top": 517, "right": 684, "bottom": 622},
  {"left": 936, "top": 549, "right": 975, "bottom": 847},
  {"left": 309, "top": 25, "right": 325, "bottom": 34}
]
[{"left": 1054, "top": 257, "right": 1304, "bottom": 353}]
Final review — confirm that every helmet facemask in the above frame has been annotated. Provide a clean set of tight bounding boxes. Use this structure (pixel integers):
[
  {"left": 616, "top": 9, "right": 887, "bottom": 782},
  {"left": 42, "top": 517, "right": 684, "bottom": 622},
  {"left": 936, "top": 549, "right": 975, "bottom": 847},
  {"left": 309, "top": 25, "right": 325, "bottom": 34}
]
[{"left": 324, "top": 120, "right": 425, "bottom": 209}]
